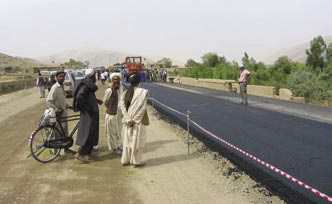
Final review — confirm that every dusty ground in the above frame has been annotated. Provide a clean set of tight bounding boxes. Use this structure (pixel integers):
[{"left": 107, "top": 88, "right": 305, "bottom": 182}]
[
  {"left": 0, "top": 87, "right": 40, "bottom": 123},
  {"left": 0, "top": 84, "right": 285, "bottom": 204}
]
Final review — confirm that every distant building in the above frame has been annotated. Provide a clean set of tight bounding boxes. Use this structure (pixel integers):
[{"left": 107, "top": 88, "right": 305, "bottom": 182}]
[
  {"left": 4, "top": 67, "right": 13, "bottom": 73},
  {"left": 33, "top": 66, "right": 60, "bottom": 73},
  {"left": 155, "top": 63, "right": 166, "bottom": 69},
  {"left": 146, "top": 63, "right": 166, "bottom": 69}
]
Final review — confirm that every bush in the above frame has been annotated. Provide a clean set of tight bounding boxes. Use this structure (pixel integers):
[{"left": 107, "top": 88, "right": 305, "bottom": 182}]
[
  {"left": 287, "top": 70, "right": 329, "bottom": 103},
  {"left": 221, "top": 64, "right": 238, "bottom": 80},
  {"left": 183, "top": 65, "right": 213, "bottom": 79},
  {"left": 249, "top": 67, "right": 272, "bottom": 86}
]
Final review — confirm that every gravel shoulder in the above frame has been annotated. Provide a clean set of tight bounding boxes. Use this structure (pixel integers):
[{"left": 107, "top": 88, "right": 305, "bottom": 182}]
[{"left": 135, "top": 106, "right": 284, "bottom": 204}]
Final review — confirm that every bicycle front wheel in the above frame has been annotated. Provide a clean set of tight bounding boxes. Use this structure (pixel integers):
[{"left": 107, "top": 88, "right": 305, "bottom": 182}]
[{"left": 29, "top": 125, "right": 61, "bottom": 163}]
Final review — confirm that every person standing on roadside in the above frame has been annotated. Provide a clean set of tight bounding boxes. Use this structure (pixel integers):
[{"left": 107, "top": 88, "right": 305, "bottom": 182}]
[
  {"left": 101, "top": 71, "right": 106, "bottom": 85},
  {"left": 103, "top": 74, "right": 123, "bottom": 155},
  {"left": 46, "top": 70, "right": 76, "bottom": 155},
  {"left": 74, "top": 68, "right": 103, "bottom": 162},
  {"left": 238, "top": 64, "right": 251, "bottom": 105},
  {"left": 47, "top": 73, "right": 57, "bottom": 92},
  {"left": 97, "top": 71, "right": 101, "bottom": 81},
  {"left": 36, "top": 73, "right": 46, "bottom": 98},
  {"left": 104, "top": 70, "right": 109, "bottom": 83},
  {"left": 121, "top": 72, "right": 149, "bottom": 167}
]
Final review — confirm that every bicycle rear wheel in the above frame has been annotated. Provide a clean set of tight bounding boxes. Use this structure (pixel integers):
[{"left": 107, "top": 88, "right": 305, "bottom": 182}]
[{"left": 29, "top": 125, "right": 61, "bottom": 163}]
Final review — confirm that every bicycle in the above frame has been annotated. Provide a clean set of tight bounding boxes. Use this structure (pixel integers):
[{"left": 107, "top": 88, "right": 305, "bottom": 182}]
[{"left": 27, "top": 109, "right": 80, "bottom": 163}]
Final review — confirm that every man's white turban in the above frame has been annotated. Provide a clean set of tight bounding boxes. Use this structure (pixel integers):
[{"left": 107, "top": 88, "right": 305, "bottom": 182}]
[
  {"left": 110, "top": 72, "right": 122, "bottom": 81},
  {"left": 85, "top": 68, "right": 95, "bottom": 77}
]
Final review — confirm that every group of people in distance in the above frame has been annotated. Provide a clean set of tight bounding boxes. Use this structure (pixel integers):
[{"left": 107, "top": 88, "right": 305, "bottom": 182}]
[
  {"left": 46, "top": 69, "right": 149, "bottom": 167},
  {"left": 36, "top": 72, "right": 57, "bottom": 98},
  {"left": 145, "top": 68, "right": 167, "bottom": 82}
]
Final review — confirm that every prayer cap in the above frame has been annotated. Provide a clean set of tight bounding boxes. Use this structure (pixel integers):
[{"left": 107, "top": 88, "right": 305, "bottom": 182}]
[{"left": 85, "top": 68, "right": 95, "bottom": 77}]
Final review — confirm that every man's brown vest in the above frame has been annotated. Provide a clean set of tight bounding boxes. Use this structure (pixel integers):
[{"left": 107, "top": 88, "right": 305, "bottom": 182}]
[{"left": 106, "top": 88, "right": 118, "bottom": 115}]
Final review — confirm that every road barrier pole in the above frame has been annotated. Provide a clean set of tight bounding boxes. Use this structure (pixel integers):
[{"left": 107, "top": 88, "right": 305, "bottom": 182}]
[
  {"left": 186, "top": 110, "right": 191, "bottom": 155},
  {"left": 151, "top": 98, "right": 155, "bottom": 119}
]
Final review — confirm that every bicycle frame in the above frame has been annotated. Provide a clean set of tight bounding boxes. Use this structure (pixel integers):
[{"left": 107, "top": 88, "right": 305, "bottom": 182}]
[
  {"left": 56, "top": 114, "right": 81, "bottom": 138},
  {"left": 27, "top": 114, "right": 81, "bottom": 159}
]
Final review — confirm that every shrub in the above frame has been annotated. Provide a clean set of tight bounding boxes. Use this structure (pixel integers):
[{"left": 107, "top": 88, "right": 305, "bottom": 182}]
[{"left": 287, "top": 70, "right": 329, "bottom": 103}]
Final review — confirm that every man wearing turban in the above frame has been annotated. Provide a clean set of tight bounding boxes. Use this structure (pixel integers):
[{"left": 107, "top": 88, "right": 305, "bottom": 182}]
[
  {"left": 120, "top": 72, "right": 149, "bottom": 167},
  {"left": 103, "top": 73, "right": 123, "bottom": 154},
  {"left": 74, "top": 68, "right": 103, "bottom": 162}
]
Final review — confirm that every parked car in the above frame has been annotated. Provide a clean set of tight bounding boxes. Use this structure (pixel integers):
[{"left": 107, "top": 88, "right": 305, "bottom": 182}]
[
  {"left": 40, "top": 71, "right": 51, "bottom": 76},
  {"left": 71, "top": 70, "right": 85, "bottom": 82},
  {"left": 63, "top": 70, "right": 74, "bottom": 97},
  {"left": 63, "top": 70, "right": 85, "bottom": 97}
]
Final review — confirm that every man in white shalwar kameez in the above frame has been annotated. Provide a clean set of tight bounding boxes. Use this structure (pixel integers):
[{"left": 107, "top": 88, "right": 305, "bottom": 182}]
[
  {"left": 46, "top": 70, "right": 76, "bottom": 155},
  {"left": 103, "top": 75, "right": 123, "bottom": 154},
  {"left": 121, "top": 72, "right": 149, "bottom": 167}
]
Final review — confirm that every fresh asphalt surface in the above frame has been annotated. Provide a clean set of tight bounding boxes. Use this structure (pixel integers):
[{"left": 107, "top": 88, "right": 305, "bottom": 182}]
[{"left": 140, "top": 82, "right": 332, "bottom": 203}]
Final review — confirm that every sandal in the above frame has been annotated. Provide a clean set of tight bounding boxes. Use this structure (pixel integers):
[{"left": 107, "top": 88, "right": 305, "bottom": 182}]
[
  {"left": 87, "top": 154, "right": 102, "bottom": 161},
  {"left": 65, "top": 149, "right": 77, "bottom": 155},
  {"left": 75, "top": 154, "right": 89, "bottom": 163}
]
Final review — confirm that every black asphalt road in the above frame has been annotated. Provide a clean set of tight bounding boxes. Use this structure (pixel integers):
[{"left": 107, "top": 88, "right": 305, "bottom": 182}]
[{"left": 141, "top": 82, "right": 332, "bottom": 204}]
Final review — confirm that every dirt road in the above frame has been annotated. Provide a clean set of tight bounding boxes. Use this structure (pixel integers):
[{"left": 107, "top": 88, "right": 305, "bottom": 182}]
[{"left": 0, "top": 85, "right": 284, "bottom": 204}]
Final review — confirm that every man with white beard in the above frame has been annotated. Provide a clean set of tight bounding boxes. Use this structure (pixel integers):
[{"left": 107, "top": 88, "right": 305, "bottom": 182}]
[{"left": 103, "top": 74, "right": 123, "bottom": 154}]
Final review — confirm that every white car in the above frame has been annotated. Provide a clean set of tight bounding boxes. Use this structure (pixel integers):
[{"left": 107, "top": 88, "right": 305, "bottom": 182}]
[
  {"left": 71, "top": 71, "right": 85, "bottom": 82},
  {"left": 63, "top": 70, "right": 85, "bottom": 97}
]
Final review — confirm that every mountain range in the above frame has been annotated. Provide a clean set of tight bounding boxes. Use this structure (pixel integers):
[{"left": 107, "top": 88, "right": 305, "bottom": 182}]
[
  {"left": 35, "top": 47, "right": 179, "bottom": 68},
  {"left": 0, "top": 53, "right": 43, "bottom": 69},
  {"left": 262, "top": 35, "right": 332, "bottom": 64},
  {"left": 2, "top": 35, "right": 332, "bottom": 70},
  {"left": 36, "top": 36, "right": 332, "bottom": 67}
]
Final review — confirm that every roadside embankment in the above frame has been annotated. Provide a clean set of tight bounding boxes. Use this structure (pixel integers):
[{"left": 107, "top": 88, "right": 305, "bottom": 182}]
[
  {"left": 168, "top": 76, "right": 306, "bottom": 104},
  {"left": 0, "top": 86, "right": 41, "bottom": 123},
  {"left": 0, "top": 78, "right": 36, "bottom": 95}
]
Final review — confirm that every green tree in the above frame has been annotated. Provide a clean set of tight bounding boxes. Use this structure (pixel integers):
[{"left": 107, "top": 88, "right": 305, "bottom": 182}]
[
  {"left": 218, "top": 56, "right": 228, "bottom": 66},
  {"left": 157, "top": 58, "right": 172, "bottom": 68},
  {"left": 271, "top": 56, "right": 293, "bottom": 75},
  {"left": 185, "top": 59, "right": 199, "bottom": 67},
  {"left": 85, "top": 60, "right": 90, "bottom": 68},
  {"left": 241, "top": 52, "right": 257, "bottom": 71},
  {"left": 326, "top": 43, "right": 332, "bottom": 62},
  {"left": 268, "top": 56, "right": 296, "bottom": 90},
  {"left": 249, "top": 63, "right": 271, "bottom": 85},
  {"left": 213, "top": 64, "right": 224, "bottom": 79},
  {"left": 305, "top": 35, "right": 326, "bottom": 74},
  {"left": 64, "top": 59, "right": 87, "bottom": 68},
  {"left": 201, "top": 52, "right": 219, "bottom": 68},
  {"left": 242, "top": 52, "right": 250, "bottom": 66}
]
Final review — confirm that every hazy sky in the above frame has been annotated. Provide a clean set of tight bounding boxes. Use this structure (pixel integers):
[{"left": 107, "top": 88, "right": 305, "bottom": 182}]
[{"left": 0, "top": 0, "right": 332, "bottom": 62}]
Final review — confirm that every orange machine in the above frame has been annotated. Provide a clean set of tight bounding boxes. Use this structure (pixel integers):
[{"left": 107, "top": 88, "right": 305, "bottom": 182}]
[{"left": 125, "top": 56, "right": 143, "bottom": 73}]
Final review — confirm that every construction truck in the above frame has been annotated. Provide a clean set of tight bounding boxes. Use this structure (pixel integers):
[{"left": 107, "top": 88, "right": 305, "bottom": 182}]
[{"left": 125, "top": 56, "right": 145, "bottom": 81}]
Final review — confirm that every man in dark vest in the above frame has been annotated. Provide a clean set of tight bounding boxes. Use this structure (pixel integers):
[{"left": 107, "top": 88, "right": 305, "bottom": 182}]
[
  {"left": 74, "top": 68, "right": 103, "bottom": 162},
  {"left": 103, "top": 75, "right": 122, "bottom": 155},
  {"left": 36, "top": 73, "right": 46, "bottom": 98},
  {"left": 47, "top": 73, "right": 56, "bottom": 92}
]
